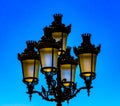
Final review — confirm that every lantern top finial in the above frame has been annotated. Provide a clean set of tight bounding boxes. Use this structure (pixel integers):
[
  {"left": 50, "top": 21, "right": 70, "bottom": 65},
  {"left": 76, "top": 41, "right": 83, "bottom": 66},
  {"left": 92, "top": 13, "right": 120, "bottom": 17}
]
[
  {"left": 53, "top": 13, "right": 63, "bottom": 24},
  {"left": 82, "top": 33, "right": 91, "bottom": 44},
  {"left": 18, "top": 40, "right": 39, "bottom": 61},
  {"left": 46, "top": 13, "right": 71, "bottom": 34},
  {"left": 43, "top": 27, "right": 52, "bottom": 37},
  {"left": 74, "top": 33, "right": 101, "bottom": 55},
  {"left": 26, "top": 40, "right": 35, "bottom": 51}
]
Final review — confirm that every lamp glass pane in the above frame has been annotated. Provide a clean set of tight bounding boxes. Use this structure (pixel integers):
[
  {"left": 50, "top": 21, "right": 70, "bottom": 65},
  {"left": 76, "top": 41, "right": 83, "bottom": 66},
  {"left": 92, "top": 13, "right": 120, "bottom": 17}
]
[
  {"left": 79, "top": 53, "right": 96, "bottom": 77},
  {"left": 52, "top": 32, "right": 68, "bottom": 52},
  {"left": 40, "top": 48, "right": 58, "bottom": 72},
  {"left": 61, "top": 64, "right": 76, "bottom": 86},
  {"left": 22, "top": 59, "right": 40, "bottom": 83},
  {"left": 92, "top": 54, "right": 97, "bottom": 73}
]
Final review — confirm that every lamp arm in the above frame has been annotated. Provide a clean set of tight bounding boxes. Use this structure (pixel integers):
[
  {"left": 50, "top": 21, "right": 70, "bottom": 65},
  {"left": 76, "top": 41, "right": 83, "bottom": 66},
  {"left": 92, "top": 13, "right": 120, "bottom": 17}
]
[
  {"left": 73, "top": 86, "right": 86, "bottom": 96},
  {"left": 32, "top": 90, "right": 56, "bottom": 102},
  {"left": 68, "top": 86, "right": 93, "bottom": 100}
]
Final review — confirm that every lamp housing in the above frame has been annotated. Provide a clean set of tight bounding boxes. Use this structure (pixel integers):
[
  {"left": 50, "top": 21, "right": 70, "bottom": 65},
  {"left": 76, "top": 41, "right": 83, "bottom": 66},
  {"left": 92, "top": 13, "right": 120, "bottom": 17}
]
[
  {"left": 59, "top": 47, "right": 78, "bottom": 87},
  {"left": 74, "top": 33, "right": 101, "bottom": 79},
  {"left": 18, "top": 41, "right": 40, "bottom": 85},
  {"left": 36, "top": 34, "right": 60, "bottom": 74}
]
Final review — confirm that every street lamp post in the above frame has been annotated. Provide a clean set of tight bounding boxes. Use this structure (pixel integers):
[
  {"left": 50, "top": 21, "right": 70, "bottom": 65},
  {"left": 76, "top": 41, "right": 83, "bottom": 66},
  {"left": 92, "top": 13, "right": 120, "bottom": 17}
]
[{"left": 18, "top": 13, "right": 101, "bottom": 106}]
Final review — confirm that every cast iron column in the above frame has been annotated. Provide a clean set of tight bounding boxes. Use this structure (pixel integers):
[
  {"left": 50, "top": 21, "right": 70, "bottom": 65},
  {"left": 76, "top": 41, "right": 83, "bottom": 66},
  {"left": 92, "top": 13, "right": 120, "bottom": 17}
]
[{"left": 56, "top": 57, "right": 62, "bottom": 106}]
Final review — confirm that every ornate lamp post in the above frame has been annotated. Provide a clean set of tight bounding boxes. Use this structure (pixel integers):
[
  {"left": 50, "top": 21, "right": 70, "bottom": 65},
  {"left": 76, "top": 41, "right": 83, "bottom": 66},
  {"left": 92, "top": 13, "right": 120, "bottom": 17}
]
[{"left": 18, "top": 14, "right": 101, "bottom": 106}]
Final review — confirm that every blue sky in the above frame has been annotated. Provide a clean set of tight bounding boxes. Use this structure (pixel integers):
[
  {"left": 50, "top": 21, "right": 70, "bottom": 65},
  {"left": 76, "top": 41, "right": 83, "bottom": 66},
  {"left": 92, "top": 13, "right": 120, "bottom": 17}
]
[{"left": 0, "top": 0, "right": 120, "bottom": 106}]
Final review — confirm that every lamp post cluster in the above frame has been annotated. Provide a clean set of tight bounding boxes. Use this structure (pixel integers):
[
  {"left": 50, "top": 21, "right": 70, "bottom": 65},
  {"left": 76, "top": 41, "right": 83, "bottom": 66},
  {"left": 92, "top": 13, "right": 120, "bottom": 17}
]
[{"left": 18, "top": 13, "right": 101, "bottom": 106}]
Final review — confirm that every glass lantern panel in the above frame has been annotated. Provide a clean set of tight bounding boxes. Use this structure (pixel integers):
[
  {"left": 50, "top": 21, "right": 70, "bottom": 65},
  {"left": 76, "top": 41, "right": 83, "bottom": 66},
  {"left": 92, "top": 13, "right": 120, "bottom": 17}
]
[
  {"left": 61, "top": 64, "right": 76, "bottom": 86},
  {"left": 52, "top": 32, "right": 68, "bottom": 52},
  {"left": 22, "top": 59, "right": 40, "bottom": 83},
  {"left": 79, "top": 53, "right": 96, "bottom": 77},
  {"left": 40, "top": 48, "right": 58, "bottom": 72},
  {"left": 92, "top": 54, "right": 97, "bottom": 73}
]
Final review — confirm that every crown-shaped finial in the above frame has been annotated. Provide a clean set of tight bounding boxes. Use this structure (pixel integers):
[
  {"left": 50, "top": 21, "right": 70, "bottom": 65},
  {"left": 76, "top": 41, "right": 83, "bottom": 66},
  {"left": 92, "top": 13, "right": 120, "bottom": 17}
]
[
  {"left": 53, "top": 13, "right": 63, "bottom": 24},
  {"left": 18, "top": 40, "right": 39, "bottom": 61},
  {"left": 82, "top": 33, "right": 91, "bottom": 44},
  {"left": 26, "top": 40, "right": 35, "bottom": 50},
  {"left": 43, "top": 27, "right": 52, "bottom": 36}
]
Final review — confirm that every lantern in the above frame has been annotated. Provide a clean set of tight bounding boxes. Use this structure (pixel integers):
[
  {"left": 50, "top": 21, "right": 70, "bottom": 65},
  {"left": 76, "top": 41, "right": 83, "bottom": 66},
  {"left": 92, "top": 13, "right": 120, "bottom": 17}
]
[
  {"left": 74, "top": 33, "right": 101, "bottom": 79},
  {"left": 18, "top": 41, "right": 40, "bottom": 85},
  {"left": 59, "top": 47, "right": 77, "bottom": 87},
  {"left": 36, "top": 33, "right": 60, "bottom": 73}
]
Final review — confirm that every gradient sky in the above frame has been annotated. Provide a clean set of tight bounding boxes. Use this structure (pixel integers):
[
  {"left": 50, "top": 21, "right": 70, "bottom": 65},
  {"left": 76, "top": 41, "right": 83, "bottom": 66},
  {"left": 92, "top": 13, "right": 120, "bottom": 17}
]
[{"left": 0, "top": 0, "right": 120, "bottom": 106}]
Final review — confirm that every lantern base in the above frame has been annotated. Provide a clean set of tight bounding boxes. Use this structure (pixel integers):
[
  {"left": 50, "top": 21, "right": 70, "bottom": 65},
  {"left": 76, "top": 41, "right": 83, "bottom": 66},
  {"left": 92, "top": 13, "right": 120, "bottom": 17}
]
[
  {"left": 26, "top": 84, "right": 35, "bottom": 101},
  {"left": 23, "top": 77, "right": 38, "bottom": 85},
  {"left": 80, "top": 72, "right": 96, "bottom": 80},
  {"left": 41, "top": 67, "right": 58, "bottom": 74},
  {"left": 62, "top": 81, "right": 75, "bottom": 87},
  {"left": 83, "top": 76, "right": 93, "bottom": 96}
]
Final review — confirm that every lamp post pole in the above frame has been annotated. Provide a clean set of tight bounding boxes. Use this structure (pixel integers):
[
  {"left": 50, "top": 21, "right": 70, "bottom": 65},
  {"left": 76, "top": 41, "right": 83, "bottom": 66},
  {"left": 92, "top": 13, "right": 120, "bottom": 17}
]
[
  {"left": 18, "top": 13, "right": 101, "bottom": 106},
  {"left": 57, "top": 58, "right": 62, "bottom": 106}
]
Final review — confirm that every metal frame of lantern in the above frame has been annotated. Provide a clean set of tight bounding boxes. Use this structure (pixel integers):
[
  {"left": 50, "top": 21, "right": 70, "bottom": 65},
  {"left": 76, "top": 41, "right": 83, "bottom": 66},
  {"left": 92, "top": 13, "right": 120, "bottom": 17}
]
[
  {"left": 59, "top": 47, "right": 78, "bottom": 87},
  {"left": 74, "top": 33, "right": 101, "bottom": 95},
  {"left": 18, "top": 41, "right": 40, "bottom": 85},
  {"left": 18, "top": 41, "right": 40, "bottom": 100},
  {"left": 36, "top": 30, "right": 60, "bottom": 74},
  {"left": 17, "top": 13, "right": 101, "bottom": 106}
]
